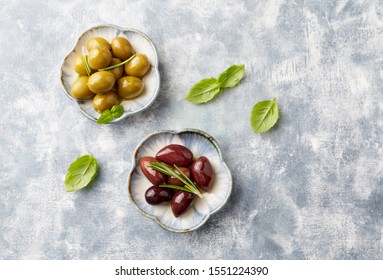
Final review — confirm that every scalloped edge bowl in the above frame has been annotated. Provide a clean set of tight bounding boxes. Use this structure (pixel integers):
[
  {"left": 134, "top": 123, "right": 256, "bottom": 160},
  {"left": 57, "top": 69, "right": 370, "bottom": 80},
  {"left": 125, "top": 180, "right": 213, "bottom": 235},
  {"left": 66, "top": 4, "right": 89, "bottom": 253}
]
[
  {"left": 128, "top": 129, "right": 232, "bottom": 232},
  {"left": 60, "top": 24, "right": 160, "bottom": 123}
]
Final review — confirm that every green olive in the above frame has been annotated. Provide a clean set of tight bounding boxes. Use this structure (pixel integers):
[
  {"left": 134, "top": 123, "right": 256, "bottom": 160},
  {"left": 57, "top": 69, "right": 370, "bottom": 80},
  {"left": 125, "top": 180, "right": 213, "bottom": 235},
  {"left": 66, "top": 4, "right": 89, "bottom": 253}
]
[
  {"left": 117, "top": 76, "right": 144, "bottom": 99},
  {"left": 124, "top": 54, "right": 150, "bottom": 77},
  {"left": 88, "top": 71, "right": 115, "bottom": 94},
  {"left": 71, "top": 76, "right": 94, "bottom": 100},
  {"left": 108, "top": 58, "right": 124, "bottom": 80},
  {"left": 87, "top": 48, "right": 112, "bottom": 70},
  {"left": 73, "top": 55, "right": 88, "bottom": 75},
  {"left": 86, "top": 37, "right": 111, "bottom": 51},
  {"left": 92, "top": 91, "right": 120, "bottom": 112},
  {"left": 111, "top": 37, "right": 134, "bottom": 60}
]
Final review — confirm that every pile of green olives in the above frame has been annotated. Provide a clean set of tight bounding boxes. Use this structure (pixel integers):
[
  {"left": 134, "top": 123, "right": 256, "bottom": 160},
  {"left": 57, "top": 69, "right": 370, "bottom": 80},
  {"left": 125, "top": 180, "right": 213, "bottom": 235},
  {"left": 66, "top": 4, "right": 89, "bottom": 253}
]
[{"left": 71, "top": 36, "right": 151, "bottom": 113}]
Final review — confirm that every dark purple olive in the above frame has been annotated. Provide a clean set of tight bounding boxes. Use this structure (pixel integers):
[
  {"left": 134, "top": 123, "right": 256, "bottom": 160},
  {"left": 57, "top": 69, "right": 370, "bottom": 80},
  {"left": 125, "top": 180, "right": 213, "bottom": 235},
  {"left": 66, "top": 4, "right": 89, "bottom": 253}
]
[
  {"left": 156, "top": 144, "right": 193, "bottom": 166},
  {"left": 167, "top": 167, "right": 192, "bottom": 186},
  {"left": 145, "top": 186, "right": 173, "bottom": 205},
  {"left": 171, "top": 191, "right": 196, "bottom": 218},
  {"left": 191, "top": 156, "right": 214, "bottom": 192},
  {"left": 139, "top": 156, "right": 166, "bottom": 185}
]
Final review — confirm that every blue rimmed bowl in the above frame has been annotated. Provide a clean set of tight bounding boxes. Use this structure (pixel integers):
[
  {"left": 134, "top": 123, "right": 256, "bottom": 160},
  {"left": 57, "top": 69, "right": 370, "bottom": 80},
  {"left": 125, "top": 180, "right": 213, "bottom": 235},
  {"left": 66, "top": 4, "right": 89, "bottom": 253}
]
[
  {"left": 60, "top": 24, "right": 160, "bottom": 123},
  {"left": 128, "top": 129, "right": 232, "bottom": 232}
]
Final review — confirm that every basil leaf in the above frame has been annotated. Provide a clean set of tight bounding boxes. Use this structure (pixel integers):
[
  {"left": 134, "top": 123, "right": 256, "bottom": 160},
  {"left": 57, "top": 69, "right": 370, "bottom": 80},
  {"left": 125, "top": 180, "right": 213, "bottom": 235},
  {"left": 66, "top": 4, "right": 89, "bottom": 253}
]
[
  {"left": 250, "top": 98, "right": 279, "bottom": 133},
  {"left": 184, "top": 64, "right": 245, "bottom": 104},
  {"left": 97, "top": 105, "right": 124, "bottom": 124},
  {"left": 64, "top": 155, "right": 98, "bottom": 192},
  {"left": 97, "top": 110, "right": 113, "bottom": 124},
  {"left": 110, "top": 105, "right": 124, "bottom": 119},
  {"left": 218, "top": 64, "right": 245, "bottom": 88},
  {"left": 184, "top": 78, "right": 221, "bottom": 104}
]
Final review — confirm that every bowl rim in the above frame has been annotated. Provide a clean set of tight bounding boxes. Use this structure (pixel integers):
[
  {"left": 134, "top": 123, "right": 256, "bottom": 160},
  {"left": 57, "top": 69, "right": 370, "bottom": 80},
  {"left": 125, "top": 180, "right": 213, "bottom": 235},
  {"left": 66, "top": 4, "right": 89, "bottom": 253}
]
[
  {"left": 127, "top": 128, "right": 233, "bottom": 232},
  {"left": 59, "top": 24, "right": 160, "bottom": 123}
]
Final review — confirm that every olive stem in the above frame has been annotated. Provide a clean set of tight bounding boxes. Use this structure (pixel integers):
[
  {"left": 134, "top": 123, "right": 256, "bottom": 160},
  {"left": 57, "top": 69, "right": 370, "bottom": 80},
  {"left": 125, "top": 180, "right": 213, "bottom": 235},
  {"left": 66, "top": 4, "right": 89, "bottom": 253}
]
[
  {"left": 81, "top": 47, "right": 92, "bottom": 76},
  {"left": 98, "top": 54, "right": 136, "bottom": 71}
]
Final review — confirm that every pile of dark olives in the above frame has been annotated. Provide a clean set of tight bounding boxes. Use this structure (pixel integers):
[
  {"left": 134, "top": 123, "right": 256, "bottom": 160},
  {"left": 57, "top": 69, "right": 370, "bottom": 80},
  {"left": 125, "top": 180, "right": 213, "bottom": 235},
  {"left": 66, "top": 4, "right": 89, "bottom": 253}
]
[
  {"left": 139, "top": 144, "right": 215, "bottom": 218},
  {"left": 71, "top": 36, "right": 151, "bottom": 113}
]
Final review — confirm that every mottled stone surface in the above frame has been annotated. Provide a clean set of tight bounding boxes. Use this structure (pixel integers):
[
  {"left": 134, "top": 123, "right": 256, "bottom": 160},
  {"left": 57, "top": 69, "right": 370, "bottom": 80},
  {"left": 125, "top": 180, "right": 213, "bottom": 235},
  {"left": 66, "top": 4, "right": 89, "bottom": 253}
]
[{"left": 1, "top": 0, "right": 383, "bottom": 259}]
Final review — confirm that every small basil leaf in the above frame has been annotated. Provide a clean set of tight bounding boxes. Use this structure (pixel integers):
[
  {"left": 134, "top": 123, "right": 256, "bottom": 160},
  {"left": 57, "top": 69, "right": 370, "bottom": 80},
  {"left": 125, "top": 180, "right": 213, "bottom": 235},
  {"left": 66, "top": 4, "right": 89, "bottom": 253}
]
[
  {"left": 97, "top": 105, "right": 124, "bottom": 124},
  {"left": 218, "top": 64, "right": 245, "bottom": 88},
  {"left": 110, "top": 105, "right": 124, "bottom": 119},
  {"left": 97, "top": 110, "right": 113, "bottom": 124},
  {"left": 250, "top": 98, "right": 279, "bottom": 133},
  {"left": 184, "top": 78, "right": 221, "bottom": 104},
  {"left": 64, "top": 155, "right": 98, "bottom": 192}
]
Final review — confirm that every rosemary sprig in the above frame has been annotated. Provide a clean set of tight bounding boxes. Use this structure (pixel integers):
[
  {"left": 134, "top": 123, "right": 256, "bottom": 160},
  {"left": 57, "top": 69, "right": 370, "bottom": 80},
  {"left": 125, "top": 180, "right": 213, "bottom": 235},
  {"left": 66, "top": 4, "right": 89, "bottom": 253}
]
[
  {"left": 98, "top": 54, "right": 136, "bottom": 71},
  {"left": 148, "top": 162, "right": 203, "bottom": 198},
  {"left": 159, "top": 184, "right": 190, "bottom": 193},
  {"left": 81, "top": 47, "right": 92, "bottom": 76}
]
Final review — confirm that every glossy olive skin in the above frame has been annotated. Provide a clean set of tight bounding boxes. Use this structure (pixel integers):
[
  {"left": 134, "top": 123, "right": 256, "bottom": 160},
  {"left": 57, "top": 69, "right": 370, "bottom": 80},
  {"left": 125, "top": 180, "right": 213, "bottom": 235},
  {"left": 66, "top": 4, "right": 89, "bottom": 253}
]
[
  {"left": 156, "top": 144, "right": 193, "bottom": 166},
  {"left": 88, "top": 47, "right": 112, "bottom": 70},
  {"left": 167, "top": 167, "right": 192, "bottom": 186},
  {"left": 139, "top": 156, "right": 167, "bottom": 186},
  {"left": 117, "top": 76, "right": 144, "bottom": 99},
  {"left": 88, "top": 71, "right": 115, "bottom": 94},
  {"left": 108, "top": 58, "right": 124, "bottom": 80},
  {"left": 92, "top": 91, "right": 119, "bottom": 112},
  {"left": 171, "top": 191, "right": 196, "bottom": 218},
  {"left": 111, "top": 37, "right": 134, "bottom": 60},
  {"left": 125, "top": 54, "right": 150, "bottom": 77},
  {"left": 73, "top": 55, "right": 88, "bottom": 75},
  {"left": 71, "top": 76, "right": 94, "bottom": 100},
  {"left": 191, "top": 156, "right": 214, "bottom": 192},
  {"left": 145, "top": 186, "right": 173, "bottom": 205},
  {"left": 86, "top": 37, "right": 111, "bottom": 51}
]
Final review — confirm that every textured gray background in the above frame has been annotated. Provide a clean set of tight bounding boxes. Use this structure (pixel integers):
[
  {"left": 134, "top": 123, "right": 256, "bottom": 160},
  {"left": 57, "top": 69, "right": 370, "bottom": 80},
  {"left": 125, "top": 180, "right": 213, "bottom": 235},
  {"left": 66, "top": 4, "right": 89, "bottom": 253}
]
[{"left": 1, "top": 0, "right": 383, "bottom": 259}]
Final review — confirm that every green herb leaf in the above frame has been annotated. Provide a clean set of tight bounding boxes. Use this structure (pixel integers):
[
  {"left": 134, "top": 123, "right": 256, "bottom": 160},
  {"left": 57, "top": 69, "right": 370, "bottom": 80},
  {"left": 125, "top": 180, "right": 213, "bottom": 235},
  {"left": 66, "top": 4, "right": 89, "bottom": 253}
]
[
  {"left": 64, "top": 155, "right": 98, "bottom": 192},
  {"left": 218, "top": 64, "right": 245, "bottom": 88},
  {"left": 97, "top": 105, "right": 124, "bottom": 124},
  {"left": 81, "top": 47, "right": 92, "bottom": 77},
  {"left": 184, "top": 64, "right": 245, "bottom": 104},
  {"left": 159, "top": 184, "right": 191, "bottom": 193},
  {"left": 110, "top": 104, "right": 124, "bottom": 118},
  {"left": 250, "top": 98, "right": 279, "bottom": 133},
  {"left": 184, "top": 78, "right": 221, "bottom": 104}
]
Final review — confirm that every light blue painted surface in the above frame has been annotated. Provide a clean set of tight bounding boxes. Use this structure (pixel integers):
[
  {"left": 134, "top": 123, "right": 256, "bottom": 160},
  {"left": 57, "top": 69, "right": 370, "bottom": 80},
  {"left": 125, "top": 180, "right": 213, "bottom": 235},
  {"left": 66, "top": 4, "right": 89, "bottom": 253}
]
[{"left": 1, "top": 0, "right": 383, "bottom": 259}]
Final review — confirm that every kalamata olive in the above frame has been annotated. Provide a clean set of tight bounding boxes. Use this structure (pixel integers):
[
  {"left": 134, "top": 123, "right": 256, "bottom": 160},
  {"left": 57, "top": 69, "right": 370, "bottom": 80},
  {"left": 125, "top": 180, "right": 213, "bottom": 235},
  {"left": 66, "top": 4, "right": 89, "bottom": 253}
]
[
  {"left": 167, "top": 167, "right": 192, "bottom": 186},
  {"left": 139, "top": 156, "right": 167, "bottom": 185},
  {"left": 156, "top": 144, "right": 193, "bottom": 166},
  {"left": 111, "top": 37, "right": 134, "bottom": 60},
  {"left": 92, "top": 91, "right": 119, "bottom": 112},
  {"left": 191, "top": 156, "right": 214, "bottom": 192},
  {"left": 125, "top": 54, "right": 150, "bottom": 77},
  {"left": 171, "top": 191, "right": 196, "bottom": 218},
  {"left": 108, "top": 58, "right": 124, "bottom": 80},
  {"left": 145, "top": 186, "right": 173, "bottom": 205},
  {"left": 87, "top": 47, "right": 112, "bottom": 70},
  {"left": 86, "top": 37, "right": 111, "bottom": 51},
  {"left": 88, "top": 71, "right": 115, "bottom": 94},
  {"left": 73, "top": 55, "right": 88, "bottom": 75},
  {"left": 117, "top": 76, "right": 144, "bottom": 99},
  {"left": 71, "top": 76, "right": 94, "bottom": 100}
]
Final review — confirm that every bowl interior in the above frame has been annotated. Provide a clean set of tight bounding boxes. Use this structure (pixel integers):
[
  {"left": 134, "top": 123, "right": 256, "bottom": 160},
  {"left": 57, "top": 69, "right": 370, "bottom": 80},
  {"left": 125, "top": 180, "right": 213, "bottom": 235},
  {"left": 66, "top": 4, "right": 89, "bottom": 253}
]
[
  {"left": 60, "top": 25, "right": 160, "bottom": 122},
  {"left": 128, "top": 130, "right": 232, "bottom": 232}
]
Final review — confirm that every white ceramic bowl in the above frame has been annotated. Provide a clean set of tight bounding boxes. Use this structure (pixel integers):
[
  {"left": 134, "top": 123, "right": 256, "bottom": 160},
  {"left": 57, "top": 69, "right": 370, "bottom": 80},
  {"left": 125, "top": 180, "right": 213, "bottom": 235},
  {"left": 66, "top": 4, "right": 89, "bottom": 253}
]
[
  {"left": 60, "top": 24, "right": 160, "bottom": 123},
  {"left": 128, "top": 129, "right": 232, "bottom": 232}
]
